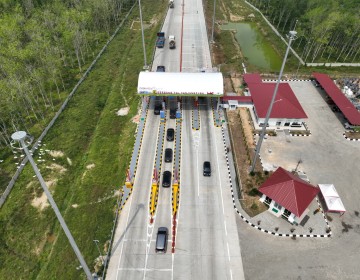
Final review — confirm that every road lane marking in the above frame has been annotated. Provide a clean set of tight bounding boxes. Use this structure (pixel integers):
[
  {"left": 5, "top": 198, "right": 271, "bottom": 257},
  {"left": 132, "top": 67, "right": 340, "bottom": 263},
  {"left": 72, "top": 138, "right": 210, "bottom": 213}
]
[
  {"left": 118, "top": 268, "right": 172, "bottom": 271},
  {"left": 172, "top": 252, "right": 174, "bottom": 280},
  {"left": 197, "top": 149, "right": 200, "bottom": 197},
  {"left": 115, "top": 193, "right": 134, "bottom": 279},
  {"left": 144, "top": 143, "right": 159, "bottom": 280},
  {"left": 211, "top": 109, "right": 232, "bottom": 278},
  {"left": 227, "top": 242, "right": 231, "bottom": 262}
]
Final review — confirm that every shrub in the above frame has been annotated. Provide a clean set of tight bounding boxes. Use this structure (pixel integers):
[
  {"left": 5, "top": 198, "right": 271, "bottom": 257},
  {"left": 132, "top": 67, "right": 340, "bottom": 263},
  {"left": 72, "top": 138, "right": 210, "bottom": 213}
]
[
  {"left": 248, "top": 188, "right": 259, "bottom": 196},
  {"left": 251, "top": 203, "right": 258, "bottom": 210}
]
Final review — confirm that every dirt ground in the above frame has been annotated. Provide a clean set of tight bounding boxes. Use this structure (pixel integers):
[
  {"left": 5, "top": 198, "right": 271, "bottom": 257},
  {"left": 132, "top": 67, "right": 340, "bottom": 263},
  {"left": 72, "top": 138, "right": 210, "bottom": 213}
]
[
  {"left": 227, "top": 108, "right": 268, "bottom": 216},
  {"left": 208, "top": 9, "right": 269, "bottom": 216},
  {"left": 224, "top": 76, "right": 268, "bottom": 216}
]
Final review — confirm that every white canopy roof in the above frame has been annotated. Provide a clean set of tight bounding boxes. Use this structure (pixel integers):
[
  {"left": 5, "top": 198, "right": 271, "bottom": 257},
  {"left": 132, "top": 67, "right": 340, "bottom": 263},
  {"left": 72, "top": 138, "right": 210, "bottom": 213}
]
[
  {"left": 137, "top": 72, "right": 224, "bottom": 96},
  {"left": 318, "top": 184, "right": 346, "bottom": 213}
]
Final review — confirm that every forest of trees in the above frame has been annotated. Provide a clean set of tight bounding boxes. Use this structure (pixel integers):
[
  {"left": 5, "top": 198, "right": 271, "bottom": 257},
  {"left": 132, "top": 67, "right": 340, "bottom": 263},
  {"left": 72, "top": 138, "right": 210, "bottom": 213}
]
[
  {"left": 0, "top": 0, "right": 359, "bottom": 152},
  {"left": 247, "top": 0, "right": 360, "bottom": 64},
  {"left": 0, "top": 0, "right": 135, "bottom": 151}
]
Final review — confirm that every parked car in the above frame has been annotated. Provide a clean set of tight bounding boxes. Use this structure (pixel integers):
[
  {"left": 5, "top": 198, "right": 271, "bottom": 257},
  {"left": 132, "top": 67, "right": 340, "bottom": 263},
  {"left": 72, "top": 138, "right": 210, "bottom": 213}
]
[
  {"left": 203, "top": 161, "right": 211, "bottom": 176},
  {"left": 162, "top": 171, "right": 172, "bottom": 187},
  {"left": 166, "top": 128, "right": 174, "bottom": 141},
  {"left": 155, "top": 227, "right": 168, "bottom": 253},
  {"left": 311, "top": 79, "right": 320, "bottom": 87},
  {"left": 164, "top": 148, "right": 173, "bottom": 162}
]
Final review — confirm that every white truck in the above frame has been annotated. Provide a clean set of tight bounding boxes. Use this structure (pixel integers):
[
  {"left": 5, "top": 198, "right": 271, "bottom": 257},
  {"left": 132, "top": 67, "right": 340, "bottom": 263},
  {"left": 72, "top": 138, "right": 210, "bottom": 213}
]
[
  {"left": 169, "top": 0, "right": 174, "bottom": 8},
  {"left": 169, "top": 35, "right": 176, "bottom": 49}
]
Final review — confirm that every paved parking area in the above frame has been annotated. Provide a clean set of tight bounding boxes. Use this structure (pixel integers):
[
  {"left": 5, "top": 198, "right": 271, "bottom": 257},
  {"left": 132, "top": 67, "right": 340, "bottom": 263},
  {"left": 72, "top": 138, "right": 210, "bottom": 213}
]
[
  {"left": 259, "top": 81, "right": 360, "bottom": 216},
  {"left": 240, "top": 81, "right": 360, "bottom": 279}
]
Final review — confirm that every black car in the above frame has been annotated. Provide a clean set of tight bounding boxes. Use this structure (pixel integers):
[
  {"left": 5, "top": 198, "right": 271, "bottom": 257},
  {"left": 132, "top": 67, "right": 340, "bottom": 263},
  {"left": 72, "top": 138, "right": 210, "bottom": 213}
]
[
  {"left": 154, "top": 103, "right": 162, "bottom": 115},
  {"left": 203, "top": 161, "right": 211, "bottom": 176},
  {"left": 164, "top": 148, "right": 173, "bottom": 163},
  {"left": 155, "top": 227, "right": 168, "bottom": 253},
  {"left": 166, "top": 128, "right": 174, "bottom": 141},
  {"left": 156, "top": 66, "right": 165, "bottom": 72},
  {"left": 162, "top": 171, "right": 172, "bottom": 187},
  {"left": 170, "top": 108, "right": 176, "bottom": 119}
]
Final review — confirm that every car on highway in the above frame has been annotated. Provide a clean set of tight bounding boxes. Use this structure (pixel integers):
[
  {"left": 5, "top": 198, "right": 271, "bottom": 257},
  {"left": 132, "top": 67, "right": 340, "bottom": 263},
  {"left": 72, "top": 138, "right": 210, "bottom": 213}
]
[
  {"left": 203, "top": 161, "right": 211, "bottom": 176},
  {"left": 162, "top": 171, "right": 172, "bottom": 187},
  {"left": 154, "top": 103, "right": 162, "bottom": 115},
  {"left": 170, "top": 108, "right": 176, "bottom": 119},
  {"left": 164, "top": 148, "right": 173, "bottom": 162},
  {"left": 156, "top": 65, "right": 165, "bottom": 72},
  {"left": 166, "top": 128, "right": 174, "bottom": 141},
  {"left": 155, "top": 227, "right": 168, "bottom": 253}
]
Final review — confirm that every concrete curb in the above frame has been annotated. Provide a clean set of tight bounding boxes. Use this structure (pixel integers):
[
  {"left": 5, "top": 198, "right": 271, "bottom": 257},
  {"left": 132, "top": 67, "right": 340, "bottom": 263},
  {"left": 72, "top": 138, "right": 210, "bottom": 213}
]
[{"left": 343, "top": 133, "right": 360, "bottom": 141}]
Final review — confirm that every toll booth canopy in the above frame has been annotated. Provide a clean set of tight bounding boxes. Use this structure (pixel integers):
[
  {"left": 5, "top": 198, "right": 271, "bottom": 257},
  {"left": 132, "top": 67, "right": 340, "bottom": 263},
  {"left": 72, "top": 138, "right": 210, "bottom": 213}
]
[{"left": 137, "top": 72, "right": 224, "bottom": 96}]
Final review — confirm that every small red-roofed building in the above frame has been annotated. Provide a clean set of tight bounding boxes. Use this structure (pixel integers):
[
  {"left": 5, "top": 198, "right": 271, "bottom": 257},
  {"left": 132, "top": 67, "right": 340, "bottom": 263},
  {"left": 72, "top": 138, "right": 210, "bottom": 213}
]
[{"left": 259, "top": 167, "right": 319, "bottom": 224}]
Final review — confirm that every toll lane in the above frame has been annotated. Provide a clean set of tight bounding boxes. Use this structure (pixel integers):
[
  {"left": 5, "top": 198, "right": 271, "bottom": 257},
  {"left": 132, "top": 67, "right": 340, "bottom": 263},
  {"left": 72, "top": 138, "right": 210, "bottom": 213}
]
[{"left": 106, "top": 98, "right": 160, "bottom": 279}]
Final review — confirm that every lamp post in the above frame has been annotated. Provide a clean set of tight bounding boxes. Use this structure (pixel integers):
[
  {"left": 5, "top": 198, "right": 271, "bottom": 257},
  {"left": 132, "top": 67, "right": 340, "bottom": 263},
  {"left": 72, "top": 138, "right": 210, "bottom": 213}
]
[
  {"left": 93, "top": 240, "right": 104, "bottom": 264},
  {"left": 250, "top": 30, "right": 297, "bottom": 173},
  {"left": 211, "top": 0, "right": 216, "bottom": 43},
  {"left": 11, "top": 131, "right": 93, "bottom": 280},
  {"left": 138, "top": 0, "right": 148, "bottom": 69}
]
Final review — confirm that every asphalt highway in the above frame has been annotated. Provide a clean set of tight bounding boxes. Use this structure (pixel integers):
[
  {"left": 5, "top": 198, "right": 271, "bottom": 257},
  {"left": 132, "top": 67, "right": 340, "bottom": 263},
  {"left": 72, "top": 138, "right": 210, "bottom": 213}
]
[{"left": 106, "top": 0, "right": 245, "bottom": 278}]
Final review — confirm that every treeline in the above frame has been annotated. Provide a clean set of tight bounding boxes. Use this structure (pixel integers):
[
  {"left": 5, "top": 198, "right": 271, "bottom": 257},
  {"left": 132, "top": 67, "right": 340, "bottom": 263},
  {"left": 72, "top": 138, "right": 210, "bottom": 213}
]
[
  {"left": 0, "top": 0, "right": 135, "bottom": 150},
  {"left": 247, "top": 0, "right": 360, "bottom": 63}
]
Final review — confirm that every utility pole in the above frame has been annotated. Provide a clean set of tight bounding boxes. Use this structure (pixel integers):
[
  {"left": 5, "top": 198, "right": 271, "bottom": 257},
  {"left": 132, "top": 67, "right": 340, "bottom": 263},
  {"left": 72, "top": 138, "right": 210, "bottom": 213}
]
[
  {"left": 11, "top": 131, "right": 93, "bottom": 280},
  {"left": 138, "top": 0, "right": 148, "bottom": 69},
  {"left": 211, "top": 0, "right": 216, "bottom": 43},
  {"left": 250, "top": 30, "right": 297, "bottom": 173}
]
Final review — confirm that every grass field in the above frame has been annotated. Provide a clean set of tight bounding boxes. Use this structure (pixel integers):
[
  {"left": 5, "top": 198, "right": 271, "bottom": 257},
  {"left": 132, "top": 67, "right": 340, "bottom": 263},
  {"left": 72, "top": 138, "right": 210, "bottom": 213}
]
[{"left": 0, "top": 0, "right": 167, "bottom": 279}]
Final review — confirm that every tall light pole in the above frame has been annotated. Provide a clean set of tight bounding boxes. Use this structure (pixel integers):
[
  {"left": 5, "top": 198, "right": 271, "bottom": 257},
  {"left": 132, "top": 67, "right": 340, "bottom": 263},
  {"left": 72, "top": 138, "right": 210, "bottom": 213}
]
[
  {"left": 93, "top": 240, "right": 104, "bottom": 264},
  {"left": 211, "top": 0, "right": 216, "bottom": 43},
  {"left": 138, "top": 0, "right": 148, "bottom": 69},
  {"left": 11, "top": 131, "right": 93, "bottom": 280},
  {"left": 250, "top": 30, "right": 297, "bottom": 173}
]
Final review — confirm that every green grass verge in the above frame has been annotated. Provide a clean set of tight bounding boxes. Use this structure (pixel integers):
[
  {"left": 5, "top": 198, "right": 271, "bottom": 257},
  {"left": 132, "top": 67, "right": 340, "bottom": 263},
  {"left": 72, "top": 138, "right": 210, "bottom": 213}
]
[{"left": 0, "top": 0, "right": 167, "bottom": 278}]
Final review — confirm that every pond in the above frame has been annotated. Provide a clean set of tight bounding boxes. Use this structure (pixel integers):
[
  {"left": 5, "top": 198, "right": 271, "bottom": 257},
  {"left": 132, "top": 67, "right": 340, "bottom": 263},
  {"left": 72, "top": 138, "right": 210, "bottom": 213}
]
[{"left": 221, "top": 22, "right": 281, "bottom": 71}]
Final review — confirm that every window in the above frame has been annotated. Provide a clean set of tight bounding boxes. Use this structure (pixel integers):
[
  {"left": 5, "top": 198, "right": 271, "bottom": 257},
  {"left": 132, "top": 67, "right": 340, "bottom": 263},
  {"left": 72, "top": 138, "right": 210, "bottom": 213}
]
[
  {"left": 264, "top": 197, "right": 272, "bottom": 205},
  {"left": 274, "top": 202, "right": 282, "bottom": 210},
  {"left": 276, "top": 121, "right": 281, "bottom": 126},
  {"left": 282, "top": 209, "right": 291, "bottom": 218},
  {"left": 291, "top": 122, "right": 301, "bottom": 127},
  {"left": 284, "top": 122, "right": 290, "bottom": 126}
]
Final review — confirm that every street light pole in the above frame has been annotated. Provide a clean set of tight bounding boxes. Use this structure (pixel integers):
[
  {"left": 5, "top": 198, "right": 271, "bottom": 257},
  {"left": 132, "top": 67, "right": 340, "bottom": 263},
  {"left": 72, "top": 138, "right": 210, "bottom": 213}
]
[
  {"left": 211, "top": 0, "right": 216, "bottom": 43},
  {"left": 11, "top": 131, "right": 93, "bottom": 280},
  {"left": 250, "top": 30, "right": 297, "bottom": 173},
  {"left": 93, "top": 240, "right": 104, "bottom": 264},
  {"left": 138, "top": 0, "right": 148, "bottom": 68}
]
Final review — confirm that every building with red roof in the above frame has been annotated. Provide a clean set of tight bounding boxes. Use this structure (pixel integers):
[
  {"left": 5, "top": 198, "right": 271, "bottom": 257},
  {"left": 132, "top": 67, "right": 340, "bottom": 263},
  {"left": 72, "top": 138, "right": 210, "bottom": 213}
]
[
  {"left": 243, "top": 74, "right": 307, "bottom": 128},
  {"left": 313, "top": 72, "right": 360, "bottom": 126},
  {"left": 259, "top": 167, "right": 319, "bottom": 224}
]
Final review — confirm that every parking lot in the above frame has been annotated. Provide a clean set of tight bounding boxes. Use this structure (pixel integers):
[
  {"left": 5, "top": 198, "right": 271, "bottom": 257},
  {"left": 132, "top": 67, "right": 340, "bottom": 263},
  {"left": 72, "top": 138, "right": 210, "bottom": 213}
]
[{"left": 239, "top": 80, "right": 360, "bottom": 279}]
